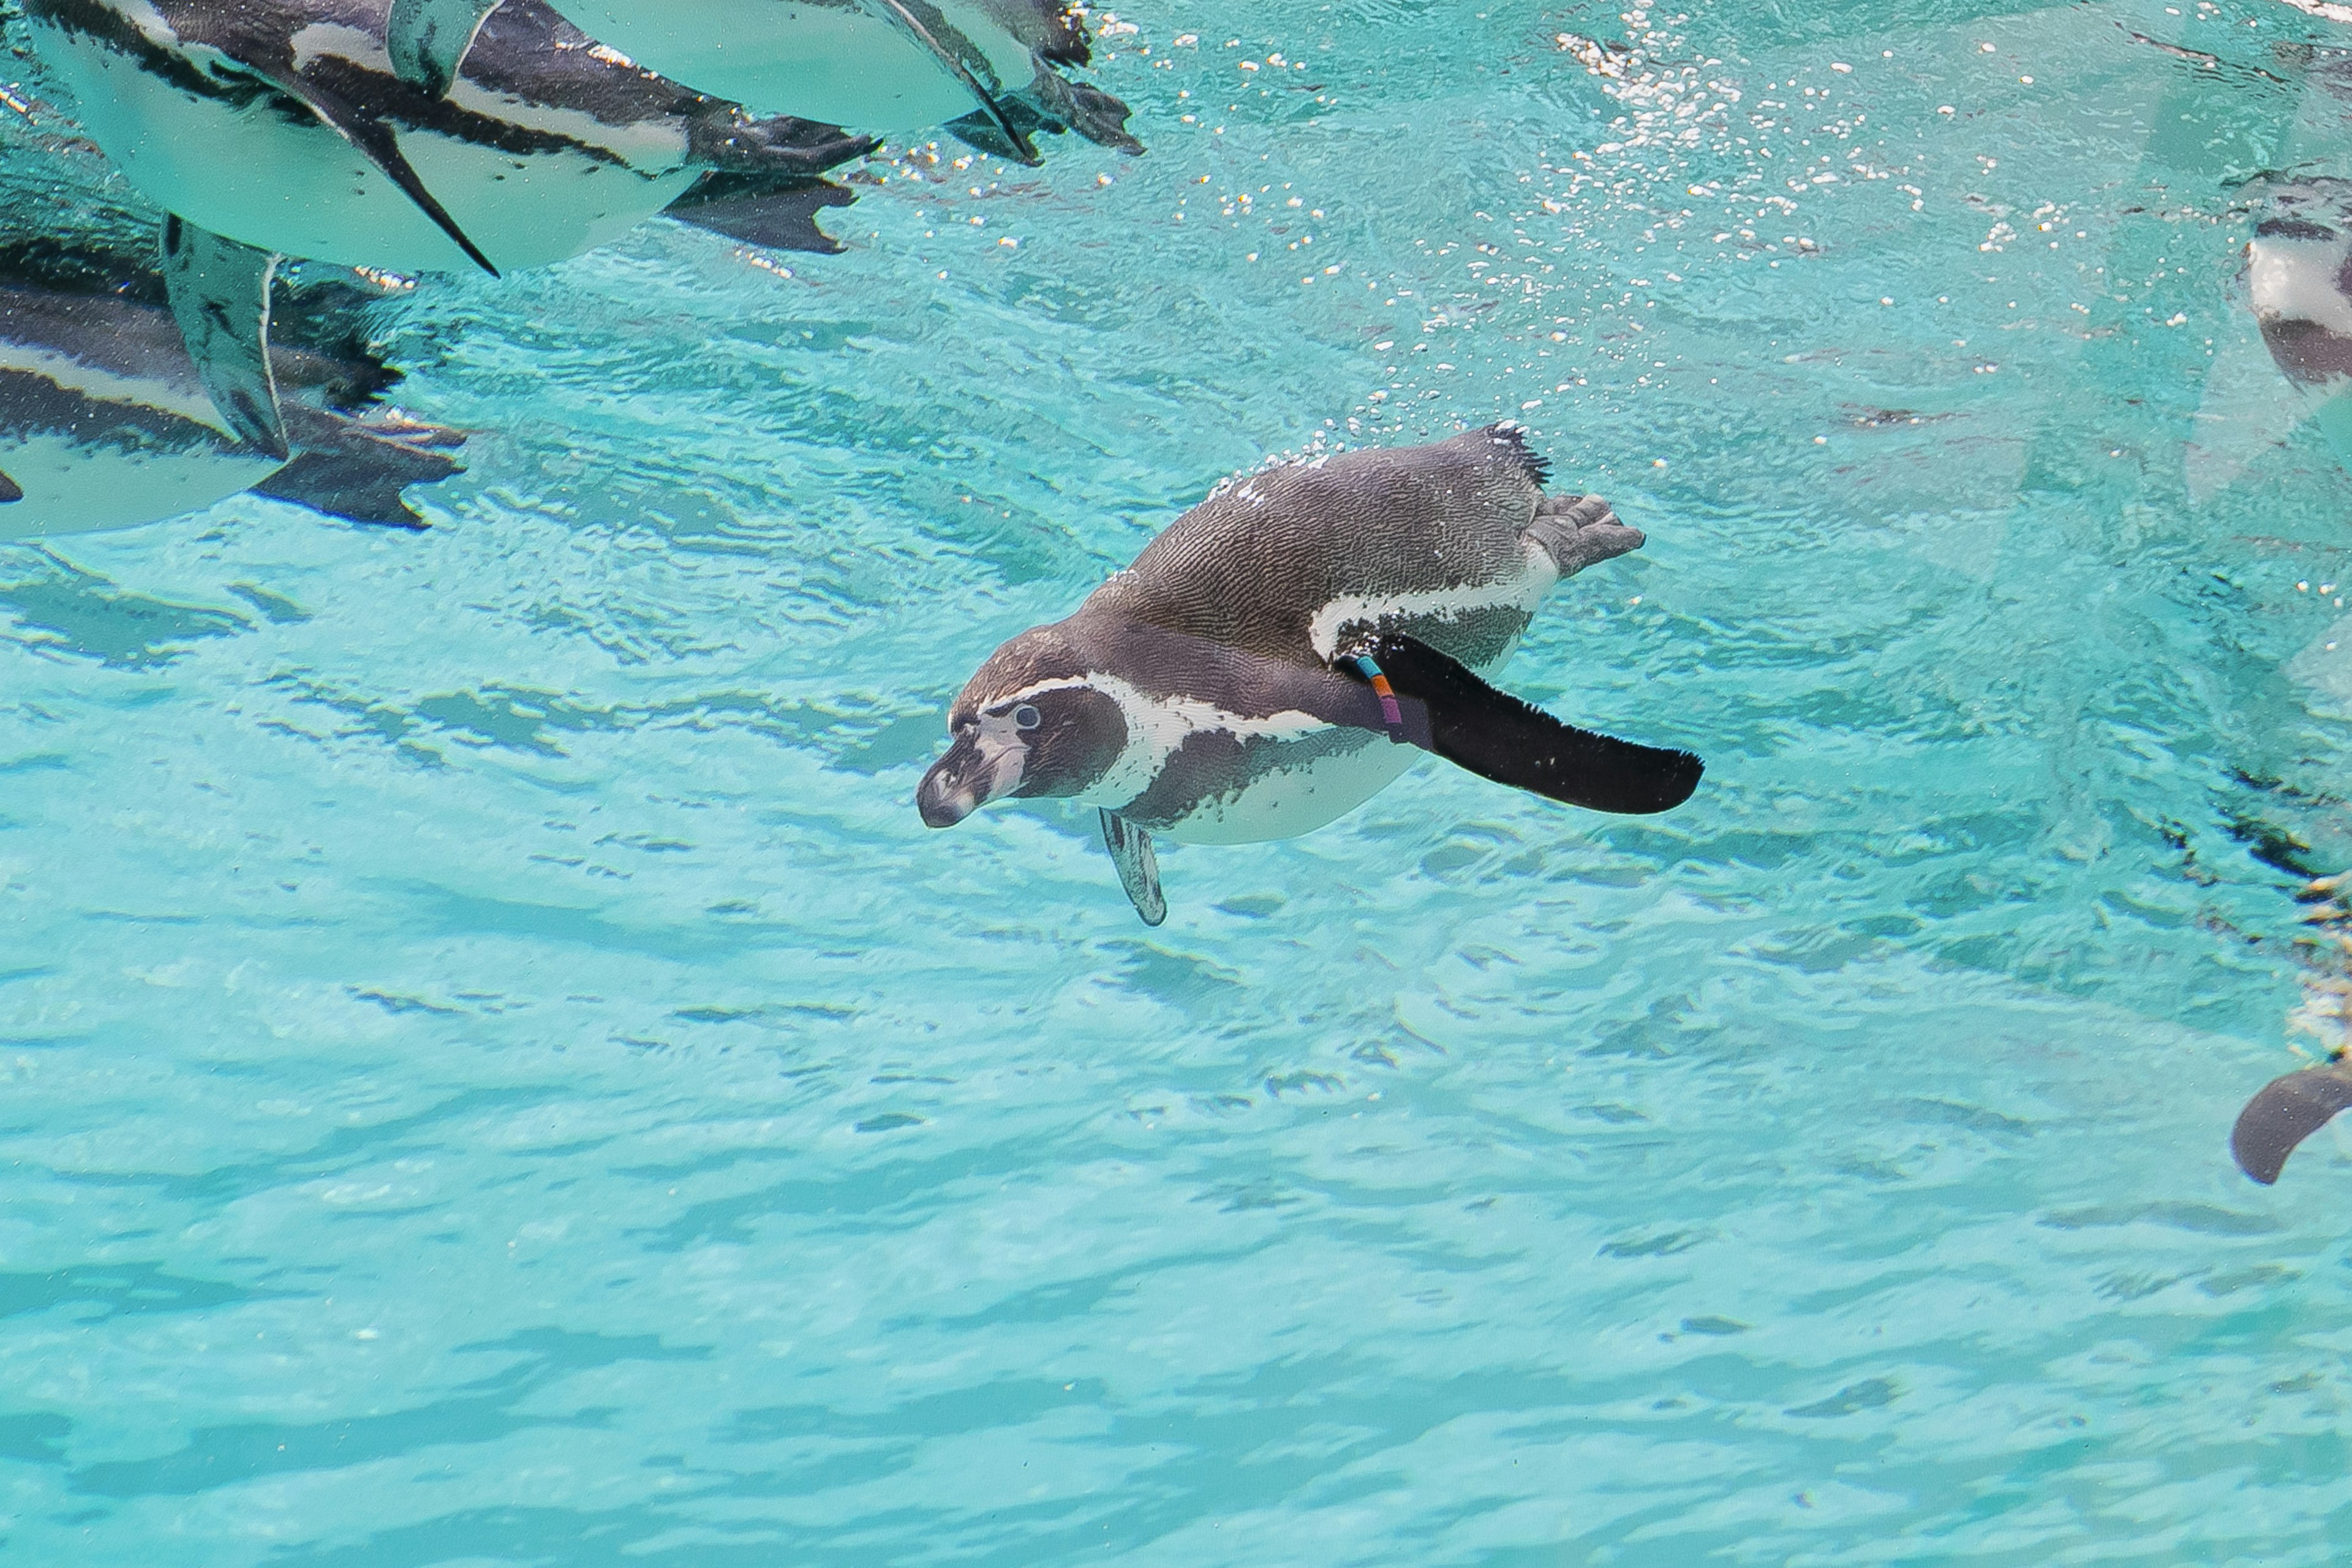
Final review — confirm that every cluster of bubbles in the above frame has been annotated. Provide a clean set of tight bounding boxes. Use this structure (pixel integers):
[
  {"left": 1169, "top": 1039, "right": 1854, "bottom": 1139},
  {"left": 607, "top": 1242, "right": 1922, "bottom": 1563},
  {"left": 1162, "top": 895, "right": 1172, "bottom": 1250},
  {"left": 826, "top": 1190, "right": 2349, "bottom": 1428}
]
[{"left": 0, "top": 0, "right": 1142, "bottom": 538}]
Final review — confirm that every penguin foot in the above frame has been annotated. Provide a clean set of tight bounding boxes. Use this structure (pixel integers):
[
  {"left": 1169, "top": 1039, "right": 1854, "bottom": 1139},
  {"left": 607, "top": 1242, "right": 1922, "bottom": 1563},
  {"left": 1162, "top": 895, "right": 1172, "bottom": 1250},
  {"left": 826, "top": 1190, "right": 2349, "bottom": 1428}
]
[{"left": 1528, "top": 493, "right": 1645, "bottom": 578}]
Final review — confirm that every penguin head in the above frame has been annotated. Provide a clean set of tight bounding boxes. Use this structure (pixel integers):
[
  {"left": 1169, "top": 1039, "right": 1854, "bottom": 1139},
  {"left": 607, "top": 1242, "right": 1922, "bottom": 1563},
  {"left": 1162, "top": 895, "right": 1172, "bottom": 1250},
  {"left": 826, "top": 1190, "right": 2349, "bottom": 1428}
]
[{"left": 918, "top": 627, "right": 1129, "bottom": 827}]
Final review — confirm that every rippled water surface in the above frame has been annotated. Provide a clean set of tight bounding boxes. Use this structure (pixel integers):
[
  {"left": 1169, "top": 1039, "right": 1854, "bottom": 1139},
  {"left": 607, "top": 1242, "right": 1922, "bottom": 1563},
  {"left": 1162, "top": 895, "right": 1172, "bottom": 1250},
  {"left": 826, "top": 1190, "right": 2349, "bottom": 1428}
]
[{"left": 7, "top": 0, "right": 2352, "bottom": 1562}]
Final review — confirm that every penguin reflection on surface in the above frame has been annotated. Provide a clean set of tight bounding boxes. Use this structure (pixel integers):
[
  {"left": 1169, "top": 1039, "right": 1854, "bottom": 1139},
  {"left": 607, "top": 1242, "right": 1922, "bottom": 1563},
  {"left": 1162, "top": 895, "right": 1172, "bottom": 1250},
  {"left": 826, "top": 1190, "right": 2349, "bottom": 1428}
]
[{"left": 919, "top": 426, "right": 1705, "bottom": 925}]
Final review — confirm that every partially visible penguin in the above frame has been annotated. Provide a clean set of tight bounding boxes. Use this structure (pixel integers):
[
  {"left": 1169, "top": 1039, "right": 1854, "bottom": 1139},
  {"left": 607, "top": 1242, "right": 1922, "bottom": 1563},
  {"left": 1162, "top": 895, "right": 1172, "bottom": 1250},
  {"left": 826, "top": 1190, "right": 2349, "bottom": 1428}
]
[
  {"left": 20, "top": 0, "right": 877, "bottom": 277},
  {"left": 2247, "top": 178, "right": 2352, "bottom": 387},
  {"left": 0, "top": 239, "right": 462, "bottom": 538},
  {"left": 2244, "top": 176, "right": 2352, "bottom": 464},
  {"left": 532, "top": 0, "right": 1141, "bottom": 162},
  {"left": 917, "top": 426, "right": 1705, "bottom": 925}
]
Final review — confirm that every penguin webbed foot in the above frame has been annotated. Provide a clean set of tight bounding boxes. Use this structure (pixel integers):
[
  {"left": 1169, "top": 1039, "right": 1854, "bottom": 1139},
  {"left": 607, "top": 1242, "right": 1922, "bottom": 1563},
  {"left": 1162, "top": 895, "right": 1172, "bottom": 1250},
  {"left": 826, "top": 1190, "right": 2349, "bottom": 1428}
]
[
  {"left": 1337, "top": 633, "right": 1703, "bottom": 815},
  {"left": 1528, "top": 492, "right": 1645, "bottom": 578},
  {"left": 944, "top": 107, "right": 1044, "bottom": 167},
  {"left": 2231, "top": 1061, "right": 2352, "bottom": 1185},
  {"left": 1004, "top": 61, "right": 1144, "bottom": 154}
]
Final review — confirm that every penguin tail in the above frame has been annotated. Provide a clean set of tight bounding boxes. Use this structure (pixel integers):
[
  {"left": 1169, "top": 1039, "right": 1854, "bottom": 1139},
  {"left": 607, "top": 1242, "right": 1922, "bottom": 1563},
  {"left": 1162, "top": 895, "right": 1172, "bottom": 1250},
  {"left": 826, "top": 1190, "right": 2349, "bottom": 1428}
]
[
  {"left": 684, "top": 110, "right": 878, "bottom": 179},
  {"left": 1474, "top": 422, "right": 1553, "bottom": 488}
]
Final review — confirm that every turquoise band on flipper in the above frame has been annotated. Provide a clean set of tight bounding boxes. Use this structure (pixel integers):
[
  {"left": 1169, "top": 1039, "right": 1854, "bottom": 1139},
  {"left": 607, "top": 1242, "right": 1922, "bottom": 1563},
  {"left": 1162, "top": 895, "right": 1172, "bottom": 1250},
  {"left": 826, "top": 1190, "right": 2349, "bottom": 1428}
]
[{"left": 1348, "top": 654, "right": 1409, "bottom": 743}]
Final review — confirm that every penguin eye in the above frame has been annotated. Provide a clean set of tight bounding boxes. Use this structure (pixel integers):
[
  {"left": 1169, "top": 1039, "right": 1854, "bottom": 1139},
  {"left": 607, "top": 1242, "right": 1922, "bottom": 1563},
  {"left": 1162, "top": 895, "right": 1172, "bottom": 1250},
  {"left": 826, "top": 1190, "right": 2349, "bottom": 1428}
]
[{"left": 1012, "top": 704, "right": 1042, "bottom": 731}]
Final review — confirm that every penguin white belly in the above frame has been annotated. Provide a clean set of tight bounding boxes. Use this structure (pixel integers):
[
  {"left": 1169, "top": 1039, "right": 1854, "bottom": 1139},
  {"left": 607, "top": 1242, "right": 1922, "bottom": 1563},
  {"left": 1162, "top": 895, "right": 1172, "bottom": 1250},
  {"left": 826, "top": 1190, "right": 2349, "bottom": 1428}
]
[
  {"left": 545, "top": 0, "right": 1029, "bottom": 129},
  {"left": 1153, "top": 735, "right": 1422, "bottom": 846},
  {"left": 0, "top": 429, "right": 275, "bottom": 539},
  {"left": 27, "top": 21, "right": 697, "bottom": 273}
]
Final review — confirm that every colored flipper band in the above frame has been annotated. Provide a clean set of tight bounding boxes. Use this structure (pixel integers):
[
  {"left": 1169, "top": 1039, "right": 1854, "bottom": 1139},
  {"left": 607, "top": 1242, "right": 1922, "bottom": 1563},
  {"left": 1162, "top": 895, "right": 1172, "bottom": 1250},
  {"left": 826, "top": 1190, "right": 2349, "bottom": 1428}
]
[{"left": 1348, "top": 654, "right": 1409, "bottom": 744}]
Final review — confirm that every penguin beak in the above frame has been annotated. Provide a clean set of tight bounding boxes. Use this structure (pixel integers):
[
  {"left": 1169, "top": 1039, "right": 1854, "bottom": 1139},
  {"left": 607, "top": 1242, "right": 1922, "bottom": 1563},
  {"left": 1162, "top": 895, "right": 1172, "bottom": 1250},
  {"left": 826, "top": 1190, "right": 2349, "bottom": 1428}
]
[{"left": 918, "top": 726, "right": 1027, "bottom": 828}]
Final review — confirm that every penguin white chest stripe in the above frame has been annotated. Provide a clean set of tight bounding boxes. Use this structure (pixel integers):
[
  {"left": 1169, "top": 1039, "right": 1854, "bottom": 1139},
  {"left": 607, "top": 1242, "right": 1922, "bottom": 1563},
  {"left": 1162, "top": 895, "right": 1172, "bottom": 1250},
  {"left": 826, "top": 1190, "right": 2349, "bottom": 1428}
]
[
  {"left": 110, "top": 0, "right": 178, "bottom": 49},
  {"left": 0, "top": 344, "right": 224, "bottom": 433},
  {"left": 1305, "top": 541, "right": 1557, "bottom": 663},
  {"left": 286, "top": 21, "right": 690, "bottom": 167},
  {"left": 995, "top": 672, "right": 1332, "bottom": 809}
]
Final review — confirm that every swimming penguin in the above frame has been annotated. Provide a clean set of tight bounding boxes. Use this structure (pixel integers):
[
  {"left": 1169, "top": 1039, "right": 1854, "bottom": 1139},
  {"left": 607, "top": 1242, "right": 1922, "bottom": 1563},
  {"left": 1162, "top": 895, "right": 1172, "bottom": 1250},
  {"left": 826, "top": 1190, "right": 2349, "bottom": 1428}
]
[
  {"left": 527, "top": 0, "right": 1141, "bottom": 163},
  {"left": 0, "top": 238, "right": 463, "bottom": 537},
  {"left": 2244, "top": 177, "right": 2352, "bottom": 461},
  {"left": 2247, "top": 179, "right": 2352, "bottom": 386},
  {"left": 20, "top": 0, "right": 877, "bottom": 276},
  {"left": 916, "top": 426, "right": 1706, "bottom": 925}
]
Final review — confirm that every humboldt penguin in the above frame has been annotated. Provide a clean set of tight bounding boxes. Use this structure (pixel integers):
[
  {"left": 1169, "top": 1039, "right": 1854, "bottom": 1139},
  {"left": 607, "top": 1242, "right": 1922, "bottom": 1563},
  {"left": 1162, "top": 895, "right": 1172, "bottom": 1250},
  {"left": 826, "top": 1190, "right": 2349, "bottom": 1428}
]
[
  {"left": 20, "top": 0, "right": 876, "bottom": 276},
  {"left": 2247, "top": 178, "right": 2352, "bottom": 389},
  {"left": 0, "top": 238, "right": 463, "bottom": 537},
  {"left": 530, "top": 0, "right": 1142, "bottom": 162},
  {"left": 916, "top": 426, "right": 1706, "bottom": 925},
  {"left": 2242, "top": 178, "right": 2352, "bottom": 467}
]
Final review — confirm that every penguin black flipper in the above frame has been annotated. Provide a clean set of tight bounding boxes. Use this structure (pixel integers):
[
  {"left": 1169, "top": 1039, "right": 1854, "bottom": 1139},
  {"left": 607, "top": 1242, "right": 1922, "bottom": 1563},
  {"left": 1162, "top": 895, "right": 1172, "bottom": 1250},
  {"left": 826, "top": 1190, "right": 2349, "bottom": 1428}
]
[
  {"left": 161, "top": 217, "right": 289, "bottom": 459},
  {"left": 0, "top": 468, "right": 21, "bottom": 504},
  {"left": 1340, "top": 632, "right": 1704, "bottom": 815},
  {"left": 1100, "top": 810, "right": 1167, "bottom": 926},
  {"left": 2231, "top": 1064, "right": 2352, "bottom": 1185},
  {"left": 386, "top": 0, "right": 503, "bottom": 97},
  {"left": 870, "top": 0, "right": 1042, "bottom": 166},
  {"left": 246, "top": 62, "right": 500, "bottom": 275}
]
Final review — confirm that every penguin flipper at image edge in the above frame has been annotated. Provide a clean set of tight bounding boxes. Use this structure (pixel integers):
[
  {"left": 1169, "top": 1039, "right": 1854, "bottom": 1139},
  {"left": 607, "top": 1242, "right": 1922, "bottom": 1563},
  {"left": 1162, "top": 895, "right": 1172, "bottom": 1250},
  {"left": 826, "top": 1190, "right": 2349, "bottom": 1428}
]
[
  {"left": 161, "top": 217, "right": 288, "bottom": 458},
  {"left": 236, "top": 57, "right": 499, "bottom": 274},
  {"left": 1339, "top": 633, "right": 1704, "bottom": 814},
  {"left": 1100, "top": 810, "right": 1167, "bottom": 927},
  {"left": 0, "top": 468, "right": 21, "bottom": 504},
  {"left": 868, "top": 0, "right": 1040, "bottom": 165},
  {"left": 2231, "top": 1063, "right": 2352, "bottom": 1185},
  {"left": 386, "top": 0, "right": 503, "bottom": 98}
]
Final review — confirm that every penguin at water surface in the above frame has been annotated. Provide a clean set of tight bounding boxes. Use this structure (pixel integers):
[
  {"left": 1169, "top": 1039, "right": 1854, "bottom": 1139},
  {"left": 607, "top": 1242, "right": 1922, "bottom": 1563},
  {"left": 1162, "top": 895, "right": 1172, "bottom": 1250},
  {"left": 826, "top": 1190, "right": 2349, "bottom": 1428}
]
[
  {"left": 20, "top": 0, "right": 878, "bottom": 277},
  {"left": 0, "top": 238, "right": 462, "bottom": 536},
  {"left": 917, "top": 426, "right": 1706, "bottom": 925}
]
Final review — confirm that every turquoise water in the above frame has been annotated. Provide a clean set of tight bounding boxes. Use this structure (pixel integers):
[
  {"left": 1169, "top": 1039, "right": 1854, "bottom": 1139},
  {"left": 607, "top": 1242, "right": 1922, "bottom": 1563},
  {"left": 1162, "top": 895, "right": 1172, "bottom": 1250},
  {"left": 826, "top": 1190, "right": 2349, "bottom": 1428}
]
[{"left": 7, "top": 0, "right": 2352, "bottom": 1561}]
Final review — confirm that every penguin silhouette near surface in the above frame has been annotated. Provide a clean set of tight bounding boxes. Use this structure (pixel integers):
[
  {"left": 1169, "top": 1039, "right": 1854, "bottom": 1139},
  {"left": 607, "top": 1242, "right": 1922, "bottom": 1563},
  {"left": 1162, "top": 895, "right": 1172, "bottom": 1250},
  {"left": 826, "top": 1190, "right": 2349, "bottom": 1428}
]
[
  {"left": 21, "top": 0, "right": 878, "bottom": 279},
  {"left": 0, "top": 236, "right": 463, "bottom": 537},
  {"left": 918, "top": 426, "right": 1706, "bottom": 925}
]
